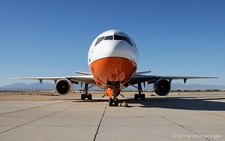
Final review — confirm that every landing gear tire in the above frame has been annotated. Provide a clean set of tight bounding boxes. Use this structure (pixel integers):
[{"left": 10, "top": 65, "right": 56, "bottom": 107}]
[
  {"left": 109, "top": 98, "right": 113, "bottom": 106},
  {"left": 109, "top": 98, "right": 119, "bottom": 106},
  {"left": 134, "top": 94, "right": 139, "bottom": 100},
  {"left": 81, "top": 94, "right": 85, "bottom": 100},
  {"left": 87, "top": 94, "right": 92, "bottom": 100},
  {"left": 141, "top": 94, "right": 145, "bottom": 100},
  {"left": 114, "top": 98, "right": 118, "bottom": 106}
]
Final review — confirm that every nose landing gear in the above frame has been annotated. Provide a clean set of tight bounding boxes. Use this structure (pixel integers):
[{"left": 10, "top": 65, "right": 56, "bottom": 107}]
[
  {"left": 107, "top": 82, "right": 120, "bottom": 107},
  {"left": 109, "top": 98, "right": 119, "bottom": 106}
]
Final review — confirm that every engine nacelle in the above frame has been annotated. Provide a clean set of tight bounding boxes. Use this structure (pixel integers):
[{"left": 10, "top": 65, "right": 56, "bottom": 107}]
[
  {"left": 56, "top": 79, "right": 73, "bottom": 95},
  {"left": 154, "top": 79, "right": 171, "bottom": 96}
]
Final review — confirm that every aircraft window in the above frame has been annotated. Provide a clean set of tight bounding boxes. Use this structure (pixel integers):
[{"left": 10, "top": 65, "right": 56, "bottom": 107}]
[
  {"left": 95, "top": 37, "right": 104, "bottom": 46},
  {"left": 114, "top": 35, "right": 133, "bottom": 46},
  {"left": 95, "top": 35, "right": 133, "bottom": 46},
  {"left": 123, "top": 37, "right": 133, "bottom": 46},
  {"left": 104, "top": 35, "right": 113, "bottom": 40},
  {"left": 114, "top": 35, "right": 123, "bottom": 40}
]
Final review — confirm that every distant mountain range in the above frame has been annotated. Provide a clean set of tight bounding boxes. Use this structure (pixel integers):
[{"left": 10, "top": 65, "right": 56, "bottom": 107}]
[
  {"left": 0, "top": 83, "right": 56, "bottom": 91},
  {"left": 170, "top": 83, "right": 225, "bottom": 90},
  {"left": 0, "top": 82, "right": 225, "bottom": 91}
]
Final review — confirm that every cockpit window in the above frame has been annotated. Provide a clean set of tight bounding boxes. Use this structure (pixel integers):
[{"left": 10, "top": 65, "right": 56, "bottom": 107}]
[
  {"left": 104, "top": 35, "right": 113, "bottom": 40},
  {"left": 114, "top": 35, "right": 123, "bottom": 40},
  {"left": 95, "top": 35, "right": 133, "bottom": 46},
  {"left": 114, "top": 35, "right": 133, "bottom": 46},
  {"left": 123, "top": 36, "right": 133, "bottom": 46},
  {"left": 95, "top": 37, "right": 104, "bottom": 46}
]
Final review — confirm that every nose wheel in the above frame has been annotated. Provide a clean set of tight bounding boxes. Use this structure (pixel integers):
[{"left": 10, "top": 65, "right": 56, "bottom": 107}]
[{"left": 109, "top": 98, "right": 119, "bottom": 106}]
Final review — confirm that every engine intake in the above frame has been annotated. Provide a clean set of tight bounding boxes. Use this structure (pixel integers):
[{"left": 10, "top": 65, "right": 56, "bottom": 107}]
[
  {"left": 56, "top": 79, "right": 73, "bottom": 95},
  {"left": 154, "top": 79, "right": 171, "bottom": 96}
]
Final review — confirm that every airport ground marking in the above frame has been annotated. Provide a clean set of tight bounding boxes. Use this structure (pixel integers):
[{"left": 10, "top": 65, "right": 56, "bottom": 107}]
[{"left": 201, "top": 112, "right": 225, "bottom": 118}]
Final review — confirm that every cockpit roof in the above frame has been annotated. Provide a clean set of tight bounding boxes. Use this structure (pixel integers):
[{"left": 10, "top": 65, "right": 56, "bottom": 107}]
[{"left": 98, "top": 30, "right": 126, "bottom": 36}]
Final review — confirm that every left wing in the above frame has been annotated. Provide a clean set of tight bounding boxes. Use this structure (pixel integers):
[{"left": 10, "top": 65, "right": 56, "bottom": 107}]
[{"left": 130, "top": 75, "right": 218, "bottom": 85}]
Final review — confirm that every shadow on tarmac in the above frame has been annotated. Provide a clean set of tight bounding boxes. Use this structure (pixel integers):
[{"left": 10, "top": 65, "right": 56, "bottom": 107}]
[
  {"left": 123, "top": 97, "right": 225, "bottom": 111},
  {"left": 60, "top": 94, "right": 225, "bottom": 111}
]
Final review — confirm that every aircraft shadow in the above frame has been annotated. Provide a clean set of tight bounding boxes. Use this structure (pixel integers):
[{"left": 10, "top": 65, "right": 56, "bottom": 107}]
[
  {"left": 73, "top": 99, "right": 109, "bottom": 103},
  {"left": 60, "top": 95, "right": 225, "bottom": 111},
  {"left": 122, "top": 97, "right": 225, "bottom": 111}
]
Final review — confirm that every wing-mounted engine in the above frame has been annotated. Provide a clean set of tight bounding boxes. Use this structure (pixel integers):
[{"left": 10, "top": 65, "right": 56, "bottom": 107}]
[
  {"left": 56, "top": 79, "right": 73, "bottom": 95},
  {"left": 154, "top": 79, "right": 171, "bottom": 96}
]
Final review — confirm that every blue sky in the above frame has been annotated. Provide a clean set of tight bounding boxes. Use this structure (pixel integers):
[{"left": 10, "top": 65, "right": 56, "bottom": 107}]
[{"left": 0, "top": 0, "right": 224, "bottom": 87}]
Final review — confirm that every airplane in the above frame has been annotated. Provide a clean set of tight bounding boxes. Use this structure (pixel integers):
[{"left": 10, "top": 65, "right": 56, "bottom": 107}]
[{"left": 8, "top": 29, "right": 217, "bottom": 106}]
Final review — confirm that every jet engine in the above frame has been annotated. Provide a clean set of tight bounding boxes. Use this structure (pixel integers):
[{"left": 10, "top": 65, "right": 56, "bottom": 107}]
[
  {"left": 154, "top": 79, "right": 171, "bottom": 96},
  {"left": 56, "top": 79, "right": 73, "bottom": 95}
]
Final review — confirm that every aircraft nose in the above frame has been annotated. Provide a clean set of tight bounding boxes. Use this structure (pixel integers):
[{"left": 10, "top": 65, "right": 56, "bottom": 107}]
[
  {"left": 109, "top": 41, "right": 137, "bottom": 62},
  {"left": 88, "top": 40, "right": 138, "bottom": 64}
]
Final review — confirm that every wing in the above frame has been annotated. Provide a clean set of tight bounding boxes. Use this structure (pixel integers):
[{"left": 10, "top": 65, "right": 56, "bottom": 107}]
[
  {"left": 130, "top": 75, "right": 218, "bottom": 85},
  {"left": 75, "top": 71, "right": 92, "bottom": 75},
  {"left": 135, "top": 70, "right": 151, "bottom": 75},
  {"left": 8, "top": 75, "right": 96, "bottom": 85}
]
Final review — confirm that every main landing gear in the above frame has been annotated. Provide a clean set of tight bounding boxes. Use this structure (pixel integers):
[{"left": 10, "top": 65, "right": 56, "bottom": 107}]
[
  {"left": 133, "top": 83, "right": 145, "bottom": 100},
  {"left": 81, "top": 83, "right": 94, "bottom": 100}
]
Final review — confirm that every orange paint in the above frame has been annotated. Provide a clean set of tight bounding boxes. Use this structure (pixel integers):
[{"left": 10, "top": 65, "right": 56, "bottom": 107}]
[
  {"left": 90, "top": 57, "right": 137, "bottom": 87},
  {"left": 105, "top": 88, "right": 112, "bottom": 98},
  {"left": 105, "top": 87, "right": 120, "bottom": 98}
]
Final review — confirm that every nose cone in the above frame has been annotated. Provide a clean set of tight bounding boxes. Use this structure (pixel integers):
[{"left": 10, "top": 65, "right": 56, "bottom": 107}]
[{"left": 108, "top": 41, "right": 135, "bottom": 59}]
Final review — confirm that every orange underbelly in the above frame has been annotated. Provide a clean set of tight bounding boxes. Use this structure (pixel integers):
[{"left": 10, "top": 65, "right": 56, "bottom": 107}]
[{"left": 89, "top": 57, "right": 137, "bottom": 87}]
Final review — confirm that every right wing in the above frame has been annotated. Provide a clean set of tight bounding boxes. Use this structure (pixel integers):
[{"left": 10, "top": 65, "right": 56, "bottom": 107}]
[{"left": 8, "top": 75, "right": 96, "bottom": 85}]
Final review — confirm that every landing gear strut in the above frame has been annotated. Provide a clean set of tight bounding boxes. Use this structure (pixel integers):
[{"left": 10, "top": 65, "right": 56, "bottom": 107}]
[
  {"left": 81, "top": 83, "right": 94, "bottom": 100},
  {"left": 133, "top": 83, "right": 145, "bottom": 100},
  {"left": 107, "top": 82, "right": 120, "bottom": 106}
]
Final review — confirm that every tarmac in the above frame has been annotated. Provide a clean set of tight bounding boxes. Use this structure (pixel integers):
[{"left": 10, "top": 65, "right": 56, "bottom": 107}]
[{"left": 0, "top": 92, "right": 224, "bottom": 141}]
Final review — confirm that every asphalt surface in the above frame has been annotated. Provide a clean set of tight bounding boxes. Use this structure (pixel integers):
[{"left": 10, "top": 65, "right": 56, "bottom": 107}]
[{"left": 0, "top": 92, "right": 224, "bottom": 141}]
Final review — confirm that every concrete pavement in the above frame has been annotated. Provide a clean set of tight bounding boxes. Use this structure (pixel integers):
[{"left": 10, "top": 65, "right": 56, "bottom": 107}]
[{"left": 0, "top": 92, "right": 224, "bottom": 141}]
